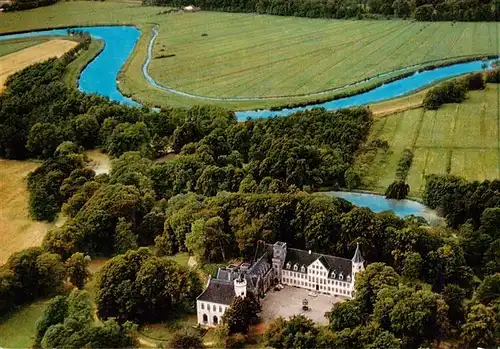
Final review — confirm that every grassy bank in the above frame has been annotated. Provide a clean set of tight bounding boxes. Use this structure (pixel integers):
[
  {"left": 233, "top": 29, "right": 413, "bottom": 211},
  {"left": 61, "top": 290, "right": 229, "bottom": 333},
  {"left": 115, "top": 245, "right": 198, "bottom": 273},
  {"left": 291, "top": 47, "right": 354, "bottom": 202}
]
[
  {"left": 0, "top": 300, "right": 49, "bottom": 348},
  {"left": 1, "top": 2, "right": 499, "bottom": 109},
  {"left": 357, "top": 83, "right": 500, "bottom": 197}
]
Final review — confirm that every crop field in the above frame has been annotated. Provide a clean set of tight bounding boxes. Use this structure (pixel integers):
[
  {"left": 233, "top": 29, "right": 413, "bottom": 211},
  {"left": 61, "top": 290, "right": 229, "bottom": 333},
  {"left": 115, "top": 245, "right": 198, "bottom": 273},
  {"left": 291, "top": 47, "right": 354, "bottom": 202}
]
[
  {"left": 0, "top": 39, "right": 78, "bottom": 92},
  {"left": 0, "top": 1, "right": 499, "bottom": 109},
  {"left": 0, "top": 37, "right": 49, "bottom": 57},
  {"left": 0, "top": 160, "right": 56, "bottom": 265},
  {"left": 360, "top": 83, "right": 500, "bottom": 197}
]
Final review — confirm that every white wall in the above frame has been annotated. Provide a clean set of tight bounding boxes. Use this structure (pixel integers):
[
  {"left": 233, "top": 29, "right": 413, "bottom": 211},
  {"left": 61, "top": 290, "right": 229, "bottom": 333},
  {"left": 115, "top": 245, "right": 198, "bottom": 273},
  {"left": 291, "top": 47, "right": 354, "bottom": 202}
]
[
  {"left": 197, "top": 300, "right": 229, "bottom": 327},
  {"left": 281, "top": 259, "right": 353, "bottom": 298}
]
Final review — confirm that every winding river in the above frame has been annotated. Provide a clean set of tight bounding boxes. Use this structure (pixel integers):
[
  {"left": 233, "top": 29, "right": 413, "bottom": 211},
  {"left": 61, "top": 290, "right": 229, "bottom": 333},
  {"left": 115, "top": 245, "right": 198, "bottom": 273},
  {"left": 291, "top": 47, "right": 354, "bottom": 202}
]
[
  {"left": 0, "top": 25, "right": 497, "bottom": 119},
  {"left": 1, "top": 24, "right": 473, "bottom": 221}
]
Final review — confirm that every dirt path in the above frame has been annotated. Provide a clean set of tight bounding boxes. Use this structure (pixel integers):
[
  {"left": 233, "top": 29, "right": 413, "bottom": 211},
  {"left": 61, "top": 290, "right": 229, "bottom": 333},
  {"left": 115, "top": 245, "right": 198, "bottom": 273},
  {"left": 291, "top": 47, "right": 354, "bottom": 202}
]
[{"left": 0, "top": 39, "right": 77, "bottom": 93}]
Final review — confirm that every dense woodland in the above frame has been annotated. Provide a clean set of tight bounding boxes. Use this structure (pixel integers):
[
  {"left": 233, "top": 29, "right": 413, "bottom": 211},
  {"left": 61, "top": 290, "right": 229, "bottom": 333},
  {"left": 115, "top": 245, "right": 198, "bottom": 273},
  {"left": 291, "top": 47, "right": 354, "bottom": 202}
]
[
  {"left": 0, "top": 33, "right": 499, "bottom": 348},
  {"left": 145, "top": 0, "right": 500, "bottom": 21},
  {"left": 1, "top": 0, "right": 58, "bottom": 11}
]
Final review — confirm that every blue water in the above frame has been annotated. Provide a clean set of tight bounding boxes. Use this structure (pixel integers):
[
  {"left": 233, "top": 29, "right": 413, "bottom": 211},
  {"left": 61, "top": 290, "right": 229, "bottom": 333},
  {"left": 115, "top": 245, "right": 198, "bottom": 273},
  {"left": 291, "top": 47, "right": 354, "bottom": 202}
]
[
  {"left": 0, "top": 26, "right": 141, "bottom": 107},
  {"left": 236, "top": 59, "right": 496, "bottom": 120},
  {"left": 323, "top": 191, "right": 441, "bottom": 223},
  {"left": 0, "top": 25, "right": 496, "bottom": 119}
]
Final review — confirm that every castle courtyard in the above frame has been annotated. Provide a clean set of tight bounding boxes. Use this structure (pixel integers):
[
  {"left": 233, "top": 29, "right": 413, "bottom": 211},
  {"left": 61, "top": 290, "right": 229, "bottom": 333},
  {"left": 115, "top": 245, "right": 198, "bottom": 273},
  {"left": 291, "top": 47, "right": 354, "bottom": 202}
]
[{"left": 260, "top": 286, "right": 347, "bottom": 325}]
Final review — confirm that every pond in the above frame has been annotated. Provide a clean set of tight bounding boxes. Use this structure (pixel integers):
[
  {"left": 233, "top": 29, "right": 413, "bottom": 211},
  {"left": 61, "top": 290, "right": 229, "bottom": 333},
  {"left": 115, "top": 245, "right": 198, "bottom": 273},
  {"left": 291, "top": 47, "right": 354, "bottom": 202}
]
[
  {"left": 0, "top": 25, "right": 497, "bottom": 118},
  {"left": 322, "top": 191, "right": 442, "bottom": 224}
]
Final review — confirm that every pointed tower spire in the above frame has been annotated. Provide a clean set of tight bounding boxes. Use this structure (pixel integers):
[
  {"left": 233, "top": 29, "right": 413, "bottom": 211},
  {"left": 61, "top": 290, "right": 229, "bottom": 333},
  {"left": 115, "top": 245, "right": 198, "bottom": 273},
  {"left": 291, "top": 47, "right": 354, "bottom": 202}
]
[{"left": 352, "top": 242, "right": 364, "bottom": 263}]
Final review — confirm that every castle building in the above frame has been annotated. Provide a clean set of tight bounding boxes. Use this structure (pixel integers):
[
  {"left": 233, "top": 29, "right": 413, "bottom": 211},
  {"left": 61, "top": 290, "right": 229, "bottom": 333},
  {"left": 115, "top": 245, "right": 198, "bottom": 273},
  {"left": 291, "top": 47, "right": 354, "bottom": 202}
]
[{"left": 196, "top": 241, "right": 365, "bottom": 327}]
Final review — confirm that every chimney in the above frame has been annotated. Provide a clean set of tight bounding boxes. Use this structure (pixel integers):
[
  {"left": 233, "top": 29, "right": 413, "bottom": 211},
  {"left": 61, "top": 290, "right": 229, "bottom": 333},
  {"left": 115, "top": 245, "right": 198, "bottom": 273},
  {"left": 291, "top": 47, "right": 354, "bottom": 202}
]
[{"left": 308, "top": 250, "right": 311, "bottom": 255}]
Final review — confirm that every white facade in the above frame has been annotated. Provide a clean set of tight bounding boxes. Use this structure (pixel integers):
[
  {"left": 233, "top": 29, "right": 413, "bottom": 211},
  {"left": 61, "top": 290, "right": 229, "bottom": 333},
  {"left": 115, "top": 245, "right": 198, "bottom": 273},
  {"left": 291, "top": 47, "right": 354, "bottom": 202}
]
[
  {"left": 196, "top": 300, "right": 228, "bottom": 327},
  {"left": 280, "top": 257, "right": 358, "bottom": 298}
]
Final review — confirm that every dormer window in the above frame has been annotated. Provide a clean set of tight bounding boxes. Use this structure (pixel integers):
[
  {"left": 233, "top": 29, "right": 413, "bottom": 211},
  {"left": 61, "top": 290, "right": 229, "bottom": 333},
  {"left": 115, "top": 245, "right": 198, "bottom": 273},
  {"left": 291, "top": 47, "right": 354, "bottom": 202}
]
[
  {"left": 293, "top": 264, "right": 298, "bottom": 271},
  {"left": 339, "top": 273, "right": 343, "bottom": 280},
  {"left": 286, "top": 262, "right": 291, "bottom": 269},
  {"left": 347, "top": 275, "right": 351, "bottom": 282},
  {"left": 301, "top": 266, "right": 305, "bottom": 273},
  {"left": 331, "top": 271, "right": 336, "bottom": 278}
]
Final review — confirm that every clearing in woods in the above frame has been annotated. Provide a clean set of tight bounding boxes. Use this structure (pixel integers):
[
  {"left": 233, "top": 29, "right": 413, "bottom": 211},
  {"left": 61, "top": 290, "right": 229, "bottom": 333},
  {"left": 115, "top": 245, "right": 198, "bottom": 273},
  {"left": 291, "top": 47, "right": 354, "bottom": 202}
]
[
  {"left": 0, "top": 160, "right": 54, "bottom": 266},
  {"left": 0, "top": 2, "right": 499, "bottom": 109},
  {"left": 357, "top": 83, "right": 500, "bottom": 197},
  {"left": 0, "top": 39, "right": 78, "bottom": 93}
]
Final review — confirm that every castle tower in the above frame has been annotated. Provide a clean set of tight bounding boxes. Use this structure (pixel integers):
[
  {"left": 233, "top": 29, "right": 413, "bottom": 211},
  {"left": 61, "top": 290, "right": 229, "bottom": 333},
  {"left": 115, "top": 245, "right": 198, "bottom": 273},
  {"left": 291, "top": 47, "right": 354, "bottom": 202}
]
[
  {"left": 234, "top": 273, "right": 247, "bottom": 298},
  {"left": 272, "top": 241, "right": 287, "bottom": 283},
  {"left": 351, "top": 242, "right": 365, "bottom": 285}
]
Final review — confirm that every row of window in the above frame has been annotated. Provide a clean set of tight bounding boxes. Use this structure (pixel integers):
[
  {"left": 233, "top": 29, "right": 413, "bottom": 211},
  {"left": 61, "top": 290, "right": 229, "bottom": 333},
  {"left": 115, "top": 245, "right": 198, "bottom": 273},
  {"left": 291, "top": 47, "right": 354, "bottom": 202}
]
[
  {"left": 283, "top": 271, "right": 350, "bottom": 287},
  {"left": 200, "top": 302, "right": 227, "bottom": 313},
  {"left": 282, "top": 278, "right": 351, "bottom": 296},
  {"left": 283, "top": 266, "right": 351, "bottom": 281}
]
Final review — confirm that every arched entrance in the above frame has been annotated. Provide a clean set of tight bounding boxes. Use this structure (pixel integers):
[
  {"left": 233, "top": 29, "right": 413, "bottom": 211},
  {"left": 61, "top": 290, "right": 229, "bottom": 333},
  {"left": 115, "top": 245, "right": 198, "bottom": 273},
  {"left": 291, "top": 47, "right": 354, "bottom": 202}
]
[
  {"left": 213, "top": 316, "right": 218, "bottom": 325},
  {"left": 202, "top": 314, "right": 208, "bottom": 323}
]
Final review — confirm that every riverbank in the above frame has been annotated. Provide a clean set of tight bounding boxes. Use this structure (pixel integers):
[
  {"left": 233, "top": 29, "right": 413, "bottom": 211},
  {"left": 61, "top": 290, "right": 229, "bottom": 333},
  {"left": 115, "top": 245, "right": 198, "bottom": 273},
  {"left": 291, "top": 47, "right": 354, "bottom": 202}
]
[{"left": 1, "top": 2, "right": 499, "bottom": 110}]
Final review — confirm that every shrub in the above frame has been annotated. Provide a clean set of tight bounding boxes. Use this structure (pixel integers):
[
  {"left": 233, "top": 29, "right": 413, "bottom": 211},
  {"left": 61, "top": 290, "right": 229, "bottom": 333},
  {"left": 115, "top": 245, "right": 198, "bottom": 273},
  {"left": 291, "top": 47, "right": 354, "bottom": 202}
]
[
  {"left": 462, "top": 73, "right": 485, "bottom": 90},
  {"left": 395, "top": 149, "right": 414, "bottom": 181},
  {"left": 423, "top": 80, "right": 467, "bottom": 110},
  {"left": 385, "top": 180, "right": 410, "bottom": 200},
  {"left": 485, "top": 68, "right": 500, "bottom": 83}
]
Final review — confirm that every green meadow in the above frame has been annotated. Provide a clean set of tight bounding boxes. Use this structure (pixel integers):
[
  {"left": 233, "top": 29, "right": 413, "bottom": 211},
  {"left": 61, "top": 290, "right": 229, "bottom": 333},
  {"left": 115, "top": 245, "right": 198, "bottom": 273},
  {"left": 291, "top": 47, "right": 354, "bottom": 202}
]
[
  {"left": 0, "top": 1, "right": 499, "bottom": 108},
  {"left": 359, "top": 83, "right": 500, "bottom": 196}
]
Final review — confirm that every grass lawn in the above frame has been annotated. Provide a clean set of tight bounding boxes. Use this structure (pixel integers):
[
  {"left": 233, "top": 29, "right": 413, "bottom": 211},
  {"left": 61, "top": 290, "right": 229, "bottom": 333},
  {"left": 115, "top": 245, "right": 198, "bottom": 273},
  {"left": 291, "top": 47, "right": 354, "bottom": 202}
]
[
  {"left": 0, "top": 2, "right": 499, "bottom": 109},
  {"left": 0, "top": 159, "right": 56, "bottom": 266},
  {"left": 356, "top": 83, "right": 500, "bottom": 197},
  {"left": 166, "top": 252, "right": 191, "bottom": 267},
  {"left": 0, "top": 37, "right": 49, "bottom": 57},
  {"left": 0, "top": 299, "right": 49, "bottom": 348}
]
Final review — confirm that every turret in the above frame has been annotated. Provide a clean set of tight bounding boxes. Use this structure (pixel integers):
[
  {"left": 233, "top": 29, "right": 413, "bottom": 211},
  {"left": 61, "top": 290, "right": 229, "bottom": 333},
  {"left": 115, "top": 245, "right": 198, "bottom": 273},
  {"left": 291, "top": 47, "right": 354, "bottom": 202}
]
[
  {"left": 272, "top": 241, "right": 287, "bottom": 282},
  {"left": 351, "top": 242, "right": 365, "bottom": 284},
  {"left": 234, "top": 273, "right": 247, "bottom": 298}
]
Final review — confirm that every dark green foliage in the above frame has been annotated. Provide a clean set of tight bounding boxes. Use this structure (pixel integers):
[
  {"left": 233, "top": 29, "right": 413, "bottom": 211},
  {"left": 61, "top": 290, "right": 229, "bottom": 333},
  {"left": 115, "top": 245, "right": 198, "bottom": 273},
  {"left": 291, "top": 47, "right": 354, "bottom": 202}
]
[
  {"left": 27, "top": 142, "right": 89, "bottom": 221},
  {"left": 423, "top": 79, "right": 468, "bottom": 110},
  {"left": 463, "top": 72, "right": 485, "bottom": 90},
  {"left": 395, "top": 149, "right": 413, "bottom": 181},
  {"left": 65, "top": 252, "right": 91, "bottom": 289},
  {"left": 327, "top": 300, "right": 364, "bottom": 331},
  {"left": 0, "top": 247, "right": 65, "bottom": 314},
  {"left": 35, "top": 295, "right": 68, "bottom": 345},
  {"left": 4, "top": 0, "right": 58, "bottom": 12},
  {"left": 96, "top": 248, "right": 202, "bottom": 324},
  {"left": 222, "top": 293, "right": 261, "bottom": 334},
  {"left": 485, "top": 68, "right": 500, "bottom": 83},
  {"left": 170, "top": 331, "right": 205, "bottom": 349},
  {"left": 475, "top": 273, "right": 500, "bottom": 306},
  {"left": 106, "top": 122, "right": 152, "bottom": 158},
  {"left": 385, "top": 180, "right": 410, "bottom": 200},
  {"left": 144, "top": 0, "right": 498, "bottom": 21},
  {"left": 460, "top": 304, "right": 500, "bottom": 348},
  {"left": 39, "top": 289, "right": 138, "bottom": 349},
  {"left": 43, "top": 183, "right": 147, "bottom": 257},
  {"left": 264, "top": 315, "right": 318, "bottom": 349}
]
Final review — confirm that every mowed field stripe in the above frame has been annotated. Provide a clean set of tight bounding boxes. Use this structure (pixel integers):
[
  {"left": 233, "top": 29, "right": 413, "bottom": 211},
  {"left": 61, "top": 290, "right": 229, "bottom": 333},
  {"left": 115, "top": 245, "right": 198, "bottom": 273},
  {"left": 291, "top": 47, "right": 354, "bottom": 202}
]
[{"left": 0, "top": 39, "right": 77, "bottom": 92}]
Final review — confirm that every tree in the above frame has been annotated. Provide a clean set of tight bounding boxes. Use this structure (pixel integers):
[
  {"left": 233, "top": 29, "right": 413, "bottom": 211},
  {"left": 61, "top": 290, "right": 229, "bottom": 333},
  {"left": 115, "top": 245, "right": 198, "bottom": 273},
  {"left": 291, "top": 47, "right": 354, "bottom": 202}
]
[
  {"left": 26, "top": 122, "right": 63, "bottom": 158},
  {"left": 71, "top": 114, "right": 100, "bottom": 148},
  {"left": 385, "top": 180, "right": 410, "bottom": 200},
  {"left": 327, "top": 300, "right": 364, "bottom": 331},
  {"left": 442, "top": 284, "right": 466, "bottom": 327},
  {"left": 185, "top": 216, "right": 232, "bottom": 263},
  {"left": 106, "top": 122, "right": 151, "bottom": 158},
  {"left": 401, "top": 252, "right": 422, "bottom": 280},
  {"left": 475, "top": 273, "right": 500, "bottom": 305},
  {"left": 222, "top": 293, "right": 261, "bottom": 334},
  {"left": 114, "top": 217, "right": 138, "bottom": 254},
  {"left": 264, "top": 315, "right": 318, "bottom": 349},
  {"left": 170, "top": 331, "right": 205, "bottom": 349},
  {"left": 460, "top": 304, "right": 500, "bottom": 348},
  {"left": 35, "top": 295, "right": 68, "bottom": 345},
  {"left": 392, "top": 0, "right": 411, "bottom": 18},
  {"left": 66, "top": 252, "right": 91, "bottom": 289},
  {"left": 367, "top": 331, "right": 401, "bottom": 349}
]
